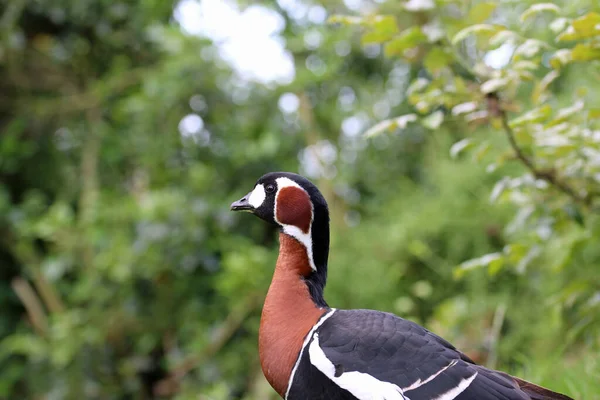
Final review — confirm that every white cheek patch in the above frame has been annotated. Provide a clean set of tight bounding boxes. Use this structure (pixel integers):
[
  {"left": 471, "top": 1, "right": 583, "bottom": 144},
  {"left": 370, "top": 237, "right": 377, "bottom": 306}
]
[{"left": 248, "top": 184, "right": 266, "bottom": 208}]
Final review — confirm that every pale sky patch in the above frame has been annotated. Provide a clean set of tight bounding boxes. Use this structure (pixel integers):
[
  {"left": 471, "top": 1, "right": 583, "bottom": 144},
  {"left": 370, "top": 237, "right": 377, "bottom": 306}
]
[{"left": 175, "top": 0, "right": 295, "bottom": 84}]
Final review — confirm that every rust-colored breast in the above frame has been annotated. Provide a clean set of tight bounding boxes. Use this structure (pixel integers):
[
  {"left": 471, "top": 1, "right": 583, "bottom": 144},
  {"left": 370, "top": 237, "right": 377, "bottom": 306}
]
[
  {"left": 276, "top": 187, "right": 312, "bottom": 234},
  {"left": 258, "top": 233, "right": 325, "bottom": 397}
]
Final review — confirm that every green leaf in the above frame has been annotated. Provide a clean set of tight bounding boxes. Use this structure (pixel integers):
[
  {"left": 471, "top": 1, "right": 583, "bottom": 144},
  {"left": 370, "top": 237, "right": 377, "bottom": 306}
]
[
  {"left": 452, "top": 24, "right": 503, "bottom": 44},
  {"left": 507, "top": 244, "right": 541, "bottom": 273},
  {"left": 361, "top": 15, "right": 399, "bottom": 44},
  {"left": 449, "top": 138, "right": 474, "bottom": 159},
  {"left": 556, "top": 26, "right": 578, "bottom": 41},
  {"left": 532, "top": 70, "right": 559, "bottom": 104},
  {"left": 451, "top": 102, "right": 477, "bottom": 116},
  {"left": 509, "top": 105, "right": 552, "bottom": 127},
  {"left": 424, "top": 47, "right": 452, "bottom": 72},
  {"left": 513, "top": 60, "right": 539, "bottom": 70},
  {"left": 589, "top": 109, "right": 600, "bottom": 119},
  {"left": 454, "top": 252, "right": 504, "bottom": 278},
  {"left": 473, "top": 142, "right": 491, "bottom": 161},
  {"left": 421, "top": 110, "right": 444, "bottom": 129},
  {"left": 481, "top": 77, "right": 509, "bottom": 94},
  {"left": 520, "top": 3, "right": 561, "bottom": 23},
  {"left": 0, "top": 334, "right": 48, "bottom": 362},
  {"left": 488, "top": 254, "right": 506, "bottom": 275},
  {"left": 490, "top": 177, "right": 510, "bottom": 202},
  {"left": 393, "top": 113, "right": 419, "bottom": 128},
  {"left": 549, "top": 49, "right": 572, "bottom": 68},
  {"left": 465, "top": 110, "right": 489, "bottom": 124},
  {"left": 571, "top": 12, "right": 600, "bottom": 37},
  {"left": 468, "top": 2, "right": 497, "bottom": 24},
  {"left": 513, "top": 39, "right": 548, "bottom": 60},
  {"left": 489, "top": 30, "right": 518, "bottom": 48},
  {"left": 557, "top": 12, "right": 600, "bottom": 41},
  {"left": 364, "top": 120, "right": 394, "bottom": 138},
  {"left": 550, "top": 17, "right": 569, "bottom": 34},
  {"left": 327, "top": 15, "right": 363, "bottom": 25},
  {"left": 550, "top": 100, "right": 584, "bottom": 124},
  {"left": 364, "top": 114, "right": 418, "bottom": 137},
  {"left": 406, "top": 77, "right": 430, "bottom": 94},
  {"left": 384, "top": 27, "right": 427, "bottom": 57},
  {"left": 571, "top": 43, "right": 600, "bottom": 61}
]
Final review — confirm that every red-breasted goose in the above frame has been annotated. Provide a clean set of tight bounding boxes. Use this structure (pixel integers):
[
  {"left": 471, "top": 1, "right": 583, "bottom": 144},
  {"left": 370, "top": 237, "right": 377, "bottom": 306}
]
[{"left": 230, "top": 172, "right": 573, "bottom": 400}]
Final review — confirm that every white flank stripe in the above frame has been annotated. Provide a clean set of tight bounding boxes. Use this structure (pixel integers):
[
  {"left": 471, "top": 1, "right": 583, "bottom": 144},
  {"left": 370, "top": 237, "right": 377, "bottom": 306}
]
[
  {"left": 285, "top": 309, "right": 337, "bottom": 399},
  {"left": 308, "top": 333, "right": 409, "bottom": 400},
  {"left": 432, "top": 372, "right": 478, "bottom": 400},
  {"left": 402, "top": 359, "right": 458, "bottom": 391}
]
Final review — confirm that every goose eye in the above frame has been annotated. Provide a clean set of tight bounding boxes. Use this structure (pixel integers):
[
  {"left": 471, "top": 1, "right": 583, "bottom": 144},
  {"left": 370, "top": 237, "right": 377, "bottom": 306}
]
[{"left": 265, "top": 184, "right": 276, "bottom": 193}]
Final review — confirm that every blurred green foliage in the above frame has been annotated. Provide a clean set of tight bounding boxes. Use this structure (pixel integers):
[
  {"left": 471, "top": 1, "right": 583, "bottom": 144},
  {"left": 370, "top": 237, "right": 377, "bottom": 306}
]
[{"left": 0, "top": 0, "right": 598, "bottom": 399}]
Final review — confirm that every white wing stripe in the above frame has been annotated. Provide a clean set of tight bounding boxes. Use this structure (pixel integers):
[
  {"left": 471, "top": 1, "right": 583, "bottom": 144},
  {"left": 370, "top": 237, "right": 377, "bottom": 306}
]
[
  {"left": 402, "top": 359, "right": 459, "bottom": 391},
  {"left": 432, "top": 372, "right": 478, "bottom": 400},
  {"left": 285, "top": 309, "right": 336, "bottom": 399},
  {"left": 308, "top": 332, "right": 409, "bottom": 400}
]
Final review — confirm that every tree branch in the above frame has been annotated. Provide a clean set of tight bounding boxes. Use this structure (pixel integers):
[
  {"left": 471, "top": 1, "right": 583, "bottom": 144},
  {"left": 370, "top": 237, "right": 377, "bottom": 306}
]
[
  {"left": 486, "top": 303, "right": 506, "bottom": 370},
  {"left": 153, "top": 294, "right": 261, "bottom": 397},
  {"left": 11, "top": 277, "right": 48, "bottom": 337},
  {"left": 442, "top": 41, "right": 593, "bottom": 207},
  {"left": 3, "top": 235, "right": 66, "bottom": 314},
  {"left": 78, "top": 107, "right": 102, "bottom": 269},
  {"left": 31, "top": 269, "right": 65, "bottom": 314},
  {"left": 489, "top": 95, "right": 591, "bottom": 206}
]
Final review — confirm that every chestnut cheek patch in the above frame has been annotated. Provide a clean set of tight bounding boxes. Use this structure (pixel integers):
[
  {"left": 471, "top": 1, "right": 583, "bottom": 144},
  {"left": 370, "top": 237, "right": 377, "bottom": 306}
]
[{"left": 276, "top": 187, "right": 312, "bottom": 234}]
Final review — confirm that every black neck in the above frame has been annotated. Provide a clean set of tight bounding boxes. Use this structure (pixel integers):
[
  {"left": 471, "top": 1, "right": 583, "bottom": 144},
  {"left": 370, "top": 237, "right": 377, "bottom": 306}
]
[{"left": 303, "top": 201, "right": 329, "bottom": 308}]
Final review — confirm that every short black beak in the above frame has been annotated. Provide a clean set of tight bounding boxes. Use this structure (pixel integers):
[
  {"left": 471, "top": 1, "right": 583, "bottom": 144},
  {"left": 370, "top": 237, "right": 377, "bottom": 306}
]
[{"left": 230, "top": 192, "right": 254, "bottom": 212}]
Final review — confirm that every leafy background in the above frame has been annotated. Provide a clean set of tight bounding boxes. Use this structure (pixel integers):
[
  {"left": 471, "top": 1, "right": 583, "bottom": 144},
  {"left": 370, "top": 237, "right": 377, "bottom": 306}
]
[{"left": 0, "top": 0, "right": 599, "bottom": 399}]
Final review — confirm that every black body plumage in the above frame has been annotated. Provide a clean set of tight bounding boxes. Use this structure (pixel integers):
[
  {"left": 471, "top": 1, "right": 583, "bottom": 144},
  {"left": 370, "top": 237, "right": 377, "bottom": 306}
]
[{"left": 287, "top": 309, "right": 572, "bottom": 400}]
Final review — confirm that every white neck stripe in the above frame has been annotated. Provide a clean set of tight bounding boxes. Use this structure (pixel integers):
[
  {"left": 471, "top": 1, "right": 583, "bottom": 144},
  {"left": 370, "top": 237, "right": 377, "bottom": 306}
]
[
  {"left": 285, "top": 308, "right": 336, "bottom": 399},
  {"left": 274, "top": 177, "right": 316, "bottom": 271}
]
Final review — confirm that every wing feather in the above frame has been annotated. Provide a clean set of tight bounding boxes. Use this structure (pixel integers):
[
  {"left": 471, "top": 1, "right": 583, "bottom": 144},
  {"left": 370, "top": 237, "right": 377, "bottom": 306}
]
[{"left": 311, "top": 309, "right": 572, "bottom": 400}]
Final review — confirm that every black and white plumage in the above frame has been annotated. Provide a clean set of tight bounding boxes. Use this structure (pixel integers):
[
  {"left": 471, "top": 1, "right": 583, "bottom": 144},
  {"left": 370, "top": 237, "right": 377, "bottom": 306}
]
[
  {"left": 230, "top": 172, "right": 574, "bottom": 400},
  {"left": 288, "top": 309, "right": 569, "bottom": 400}
]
